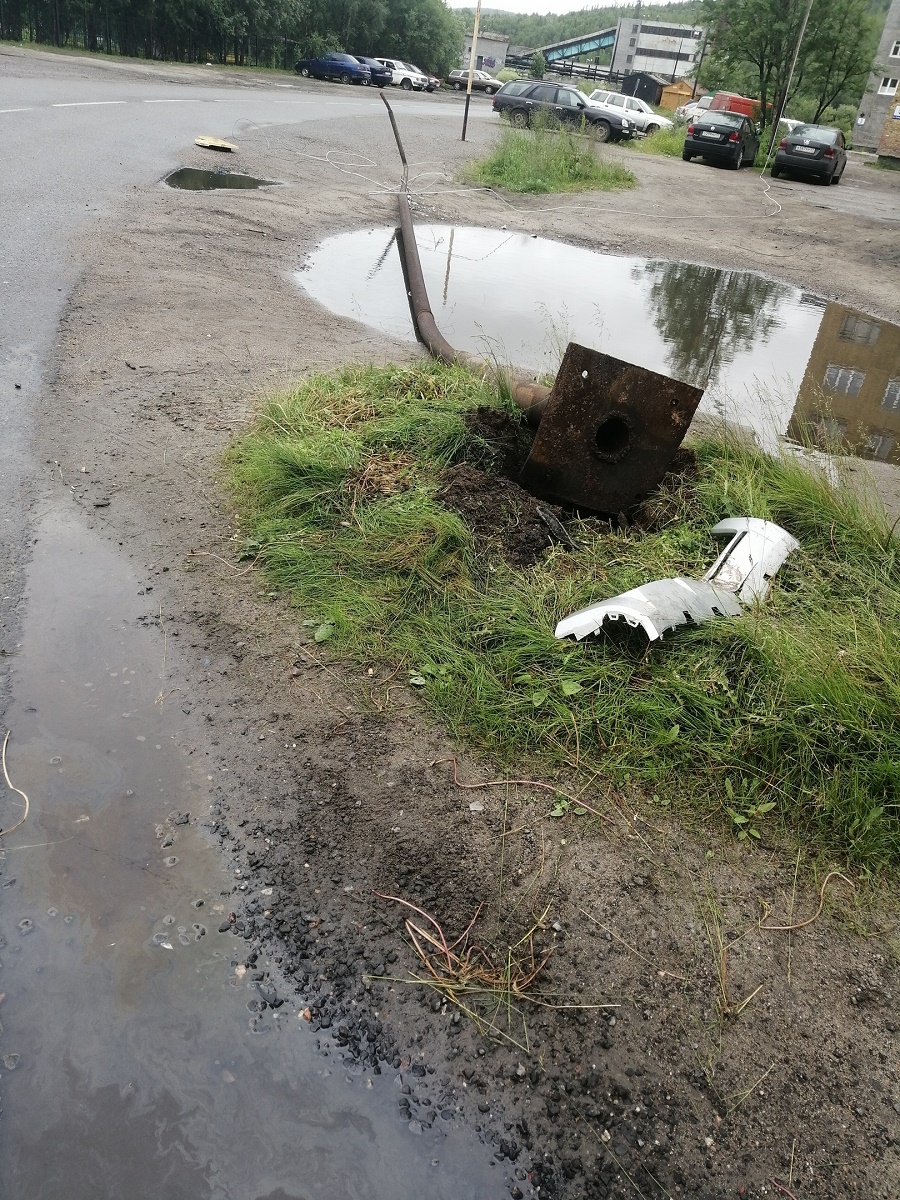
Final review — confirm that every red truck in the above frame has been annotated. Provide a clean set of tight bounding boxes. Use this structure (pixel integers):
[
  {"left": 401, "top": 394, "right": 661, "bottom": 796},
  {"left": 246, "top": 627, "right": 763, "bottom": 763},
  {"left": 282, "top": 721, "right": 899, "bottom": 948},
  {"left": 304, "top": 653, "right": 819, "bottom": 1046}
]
[{"left": 710, "top": 91, "right": 761, "bottom": 122}]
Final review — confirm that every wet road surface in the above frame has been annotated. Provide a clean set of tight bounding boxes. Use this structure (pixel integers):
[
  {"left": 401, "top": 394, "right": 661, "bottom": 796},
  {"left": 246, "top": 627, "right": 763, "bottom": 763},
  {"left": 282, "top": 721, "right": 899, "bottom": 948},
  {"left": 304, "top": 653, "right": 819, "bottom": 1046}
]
[{"left": 0, "top": 55, "right": 499, "bottom": 1199}]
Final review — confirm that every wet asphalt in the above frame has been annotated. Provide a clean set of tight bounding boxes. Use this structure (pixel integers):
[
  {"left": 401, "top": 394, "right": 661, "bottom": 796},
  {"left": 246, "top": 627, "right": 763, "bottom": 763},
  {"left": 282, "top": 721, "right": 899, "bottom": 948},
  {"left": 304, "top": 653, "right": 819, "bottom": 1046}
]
[{"left": 0, "top": 56, "right": 500, "bottom": 1200}]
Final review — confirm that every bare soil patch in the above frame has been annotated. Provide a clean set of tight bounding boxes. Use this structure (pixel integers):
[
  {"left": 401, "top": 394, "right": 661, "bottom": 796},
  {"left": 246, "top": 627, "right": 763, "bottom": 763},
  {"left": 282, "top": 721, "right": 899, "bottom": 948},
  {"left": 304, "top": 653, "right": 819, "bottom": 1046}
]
[{"left": 40, "top": 55, "right": 900, "bottom": 1200}]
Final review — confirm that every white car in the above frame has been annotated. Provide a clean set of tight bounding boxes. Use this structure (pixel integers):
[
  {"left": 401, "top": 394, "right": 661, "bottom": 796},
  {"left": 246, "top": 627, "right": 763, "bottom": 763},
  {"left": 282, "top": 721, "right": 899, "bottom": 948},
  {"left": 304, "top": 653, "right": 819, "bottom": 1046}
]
[
  {"left": 675, "top": 94, "right": 713, "bottom": 122},
  {"left": 375, "top": 58, "right": 432, "bottom": 92},
  {"left": 588, "top": 90, "right": 673, "bottom": 134}
]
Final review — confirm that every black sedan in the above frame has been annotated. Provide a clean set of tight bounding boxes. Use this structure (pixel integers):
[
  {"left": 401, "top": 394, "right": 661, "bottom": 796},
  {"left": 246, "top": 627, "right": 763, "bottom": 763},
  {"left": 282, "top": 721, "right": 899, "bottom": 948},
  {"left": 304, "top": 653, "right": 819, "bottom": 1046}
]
[
  {"left": 353, "top": 56, "right": 393, "bottom": 88},
  {"left": 294, "top": 52, "right": 370, "bottom": 85},
  {"left": 771, "top": 124, "right": 847, "bottom": 184},
  {"left": 492, "top": 81, "right": 633, "bottom": 143},
  {"left": 682, "top": 110, "right": 760, "bottom": 169}
]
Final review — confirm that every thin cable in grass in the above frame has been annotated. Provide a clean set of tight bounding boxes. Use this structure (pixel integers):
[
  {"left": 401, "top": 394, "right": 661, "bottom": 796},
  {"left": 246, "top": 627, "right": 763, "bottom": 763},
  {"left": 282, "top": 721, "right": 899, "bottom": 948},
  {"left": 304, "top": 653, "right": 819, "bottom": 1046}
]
[
  {"left": 759, "top": 870, "right": 855, "bottom": 932},
  {"left": 579, "top": 908, "right": 688, "bottom": 981},
  {"left": 1, "top": 733, "right": 30, "bottom": 839},
  {"left": 567, "top": 1093, "right": 665, "bottom": 1200},
  {"left": 727, "top": 1061, "right": 776, "bottom": 1115},
  {"left": 787, "top": 847, "right": 802, "bottom": 985},
  {"left": 432, "top": 754, "right": 606, "bottom": 820}
]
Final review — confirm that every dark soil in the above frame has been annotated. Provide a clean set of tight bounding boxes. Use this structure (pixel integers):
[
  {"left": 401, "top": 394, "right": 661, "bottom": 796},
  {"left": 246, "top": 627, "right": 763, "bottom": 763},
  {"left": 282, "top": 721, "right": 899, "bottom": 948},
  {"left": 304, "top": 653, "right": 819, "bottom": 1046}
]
[{"left": 438, "top": 462, "right": 571, "bottom": 568}]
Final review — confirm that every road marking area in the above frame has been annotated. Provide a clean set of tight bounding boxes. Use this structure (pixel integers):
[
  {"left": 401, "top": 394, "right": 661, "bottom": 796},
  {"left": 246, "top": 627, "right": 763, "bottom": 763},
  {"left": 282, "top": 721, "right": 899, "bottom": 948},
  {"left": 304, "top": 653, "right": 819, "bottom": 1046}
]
[
  {"left": 52, "top": 100, "right": 128, "bottom": 107},
  {"left": 0, "top": 107, "right": 33, "bottom": 113}
]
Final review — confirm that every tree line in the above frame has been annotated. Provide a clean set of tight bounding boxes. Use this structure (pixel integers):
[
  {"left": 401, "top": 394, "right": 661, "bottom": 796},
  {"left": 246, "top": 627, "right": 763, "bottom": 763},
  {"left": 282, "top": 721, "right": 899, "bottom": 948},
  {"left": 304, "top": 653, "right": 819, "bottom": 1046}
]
[{"left": 0, "top": 0, "right": 464, "bottom": 74}]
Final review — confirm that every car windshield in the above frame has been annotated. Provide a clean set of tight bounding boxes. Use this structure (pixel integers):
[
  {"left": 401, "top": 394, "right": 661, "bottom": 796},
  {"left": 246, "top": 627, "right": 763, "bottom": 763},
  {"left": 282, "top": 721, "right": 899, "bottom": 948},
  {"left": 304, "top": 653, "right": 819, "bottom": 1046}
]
[
  {"left": 702, "top": 111, "right": 744, "bottom": 127},
  {"left": 404, "top": 63, "right": 420, "bottom": 73},
  {"left": 791, "top": 124, "right": 839, "bottom": 143}
]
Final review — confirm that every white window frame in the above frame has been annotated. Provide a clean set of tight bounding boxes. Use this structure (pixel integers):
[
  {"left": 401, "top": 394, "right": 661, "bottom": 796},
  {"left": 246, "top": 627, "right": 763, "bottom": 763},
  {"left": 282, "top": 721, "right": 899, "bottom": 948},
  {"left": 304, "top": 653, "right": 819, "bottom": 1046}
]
[
  {"left": 883, "top": 379, "right": 900, "bottom": 412},
  {"left": 878, "top": 76, "right": 899, "bottom": 95},
  {"left": 824, "top": 364, "right": 866, "bottom": 396},
  {"left": 890, "top": 41, "right": 900, "bottom": 58}
]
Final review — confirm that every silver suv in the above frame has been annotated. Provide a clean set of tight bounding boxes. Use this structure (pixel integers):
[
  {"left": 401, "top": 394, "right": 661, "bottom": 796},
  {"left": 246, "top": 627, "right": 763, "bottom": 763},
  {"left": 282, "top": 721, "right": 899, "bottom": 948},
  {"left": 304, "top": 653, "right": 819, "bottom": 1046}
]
[
  {"left": 375, "top": 58, "right": 433, "bottom": 92},
  {"left": 588, "top": 90, "right": 673, "bottom": 134}
]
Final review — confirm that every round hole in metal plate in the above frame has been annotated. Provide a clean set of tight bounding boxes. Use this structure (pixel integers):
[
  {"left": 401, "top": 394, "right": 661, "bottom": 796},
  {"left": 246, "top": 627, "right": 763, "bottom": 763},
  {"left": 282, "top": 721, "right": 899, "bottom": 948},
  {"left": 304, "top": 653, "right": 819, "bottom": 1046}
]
[{"left": 595, "top": 415, "right": 631, "bottom": 460}]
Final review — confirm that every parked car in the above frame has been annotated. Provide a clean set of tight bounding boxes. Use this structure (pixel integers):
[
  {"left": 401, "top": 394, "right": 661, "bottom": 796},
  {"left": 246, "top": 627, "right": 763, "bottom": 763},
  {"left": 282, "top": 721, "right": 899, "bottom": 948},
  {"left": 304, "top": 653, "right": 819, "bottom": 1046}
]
[
  {"left": 771, "top": 123, "right": 847, "bottom": 184},
  {"left": 375, "top": 58, "right": 432, "bottom": 91},
  {"left": 353, "top": 56, "right": 392, "bottom": 88},
  {"left": 682, "top": 110, "right": 760, "bottom": 169},
  {"left": 675, "top": 94, "right": 713, "bottom": 122},
  {"left": 407, "top": 63, "right": 438, "bottom": 92},
  {"left": 493, "top": 81, "right": 633, "bottom": 141},
  {"left": 588, "top": 89, "right": 673, "bottom": 134},
  {"left": 448, "top": 69, "right": 502, "bottom": 95},
  {"left": 294, "top": 52, "right": 370, "bottom": 85}
]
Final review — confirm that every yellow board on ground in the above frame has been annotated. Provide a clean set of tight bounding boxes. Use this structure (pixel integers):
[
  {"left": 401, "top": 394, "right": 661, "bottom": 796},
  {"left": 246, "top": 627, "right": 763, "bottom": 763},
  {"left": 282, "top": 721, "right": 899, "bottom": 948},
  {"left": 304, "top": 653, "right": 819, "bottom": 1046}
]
[{"left": 194, "top": 136, "right": 237, "bottom": 152}]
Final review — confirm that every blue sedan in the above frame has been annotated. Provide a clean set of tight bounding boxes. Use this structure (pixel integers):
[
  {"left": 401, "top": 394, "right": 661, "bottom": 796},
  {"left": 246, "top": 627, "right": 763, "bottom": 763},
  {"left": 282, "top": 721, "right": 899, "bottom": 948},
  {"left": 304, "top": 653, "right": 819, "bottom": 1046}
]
[
  {"left": 294, "top": 52, "right": 371, "bottom": 85},
  {"left": 354, "top": 56, "right": 393, "bottom": 88}
]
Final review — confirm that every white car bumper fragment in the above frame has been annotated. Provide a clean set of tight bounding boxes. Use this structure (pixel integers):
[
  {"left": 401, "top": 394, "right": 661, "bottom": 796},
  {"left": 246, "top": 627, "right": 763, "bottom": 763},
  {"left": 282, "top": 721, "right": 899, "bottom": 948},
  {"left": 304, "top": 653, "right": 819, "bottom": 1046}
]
[{"left": 555, "top": 518, "right": 799, "bottom": 643}]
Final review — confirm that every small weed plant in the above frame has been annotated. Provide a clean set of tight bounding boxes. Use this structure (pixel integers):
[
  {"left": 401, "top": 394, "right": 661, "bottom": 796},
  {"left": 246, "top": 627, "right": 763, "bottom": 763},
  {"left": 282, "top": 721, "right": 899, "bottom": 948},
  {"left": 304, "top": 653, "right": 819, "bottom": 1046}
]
[
  {"left": 229, "top": 362, "right": 900, "bottom": 873},
  {"left": 467, "top": 118, "right": 637, "bottom": 194}
]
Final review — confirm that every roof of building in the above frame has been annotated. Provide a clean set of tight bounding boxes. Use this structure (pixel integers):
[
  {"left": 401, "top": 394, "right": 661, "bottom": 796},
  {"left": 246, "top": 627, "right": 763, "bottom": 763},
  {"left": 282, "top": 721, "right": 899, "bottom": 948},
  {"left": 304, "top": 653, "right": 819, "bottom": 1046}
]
[{"left": 466, "top": 31, "right": 510, "bottom": 42}]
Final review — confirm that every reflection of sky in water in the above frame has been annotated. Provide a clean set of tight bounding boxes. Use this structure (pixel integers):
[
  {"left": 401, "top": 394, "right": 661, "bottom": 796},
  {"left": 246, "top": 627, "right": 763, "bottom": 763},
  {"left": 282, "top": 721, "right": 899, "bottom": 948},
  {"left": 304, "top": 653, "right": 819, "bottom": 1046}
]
[{"left": 297, "top": 226, "right": 826, "bottom": 445}]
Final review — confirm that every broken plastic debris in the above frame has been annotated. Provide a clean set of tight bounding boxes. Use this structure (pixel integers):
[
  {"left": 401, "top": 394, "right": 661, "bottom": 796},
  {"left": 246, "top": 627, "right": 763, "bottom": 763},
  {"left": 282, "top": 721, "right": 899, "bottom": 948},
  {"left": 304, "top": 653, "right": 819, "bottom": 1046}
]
[{"left": 555, "top": 518, "right": 799, "bottom": 643}]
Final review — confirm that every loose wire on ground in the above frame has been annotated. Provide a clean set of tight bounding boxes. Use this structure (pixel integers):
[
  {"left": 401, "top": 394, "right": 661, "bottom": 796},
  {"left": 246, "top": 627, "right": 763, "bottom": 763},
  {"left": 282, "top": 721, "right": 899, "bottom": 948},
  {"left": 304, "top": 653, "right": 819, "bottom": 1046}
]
[{"left": 1, "top": 731, "right": 30, "bottom": 839}]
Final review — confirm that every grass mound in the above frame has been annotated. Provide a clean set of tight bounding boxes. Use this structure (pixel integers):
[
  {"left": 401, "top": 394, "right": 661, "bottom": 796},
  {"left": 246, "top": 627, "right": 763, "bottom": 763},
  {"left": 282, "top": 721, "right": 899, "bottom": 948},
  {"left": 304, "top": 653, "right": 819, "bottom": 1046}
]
[
  {"left": 467, "top": 123, "right": 637, "bottom": 193},
  {"left": 229, "top": 363, "right": 900, "bottom": 873},
  {"left": 625, "top": 124, "right": 687, "bottom": 157}
]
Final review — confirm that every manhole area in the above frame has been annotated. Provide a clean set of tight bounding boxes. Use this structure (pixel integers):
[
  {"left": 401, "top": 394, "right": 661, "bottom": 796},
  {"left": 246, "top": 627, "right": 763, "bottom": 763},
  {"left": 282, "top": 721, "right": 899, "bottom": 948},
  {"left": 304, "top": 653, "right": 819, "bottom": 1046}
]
[{"left": 165, "top": 168, "right": 276, "bottom": 190}]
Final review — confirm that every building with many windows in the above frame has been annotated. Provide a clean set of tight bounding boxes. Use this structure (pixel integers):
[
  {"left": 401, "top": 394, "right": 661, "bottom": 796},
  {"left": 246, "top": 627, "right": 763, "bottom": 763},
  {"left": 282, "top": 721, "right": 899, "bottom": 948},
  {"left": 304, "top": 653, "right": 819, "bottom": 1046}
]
[
  {"left": 854, "top": 0, "right": 900, "bottom": 151},
  {"left": 788, "top": 303, "right": 900, "bottom": 465},
  {"left": 609, "top": 17, "right": 705, "bottom": 82}
]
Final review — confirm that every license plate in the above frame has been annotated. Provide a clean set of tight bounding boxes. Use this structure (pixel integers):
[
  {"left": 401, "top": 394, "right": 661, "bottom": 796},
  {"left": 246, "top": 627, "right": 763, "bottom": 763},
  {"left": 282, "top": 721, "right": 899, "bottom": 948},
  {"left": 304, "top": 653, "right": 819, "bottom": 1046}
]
[
  {"left": 794, "top": 145, "right": 816, "bottom": 154},
  {"left": 700, "top": 131, "right": 720, "bottom": 139}
]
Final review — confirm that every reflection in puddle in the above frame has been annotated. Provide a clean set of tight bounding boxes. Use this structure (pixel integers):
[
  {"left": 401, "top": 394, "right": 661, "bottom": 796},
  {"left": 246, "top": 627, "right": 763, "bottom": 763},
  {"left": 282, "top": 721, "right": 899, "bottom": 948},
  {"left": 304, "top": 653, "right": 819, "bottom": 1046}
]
[
  {"left": 165, "top": 167, "right": 275, "bottom": 190},
  {"left": 297, "top": 225, "right": 900, "bottom": 464}
]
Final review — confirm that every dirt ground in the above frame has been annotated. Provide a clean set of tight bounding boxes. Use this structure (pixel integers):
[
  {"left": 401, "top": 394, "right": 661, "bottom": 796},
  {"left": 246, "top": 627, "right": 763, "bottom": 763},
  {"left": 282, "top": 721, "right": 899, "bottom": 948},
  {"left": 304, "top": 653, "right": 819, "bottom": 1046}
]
[{"left": 31, "top": 49, "right": 900, "bottom": 1200}]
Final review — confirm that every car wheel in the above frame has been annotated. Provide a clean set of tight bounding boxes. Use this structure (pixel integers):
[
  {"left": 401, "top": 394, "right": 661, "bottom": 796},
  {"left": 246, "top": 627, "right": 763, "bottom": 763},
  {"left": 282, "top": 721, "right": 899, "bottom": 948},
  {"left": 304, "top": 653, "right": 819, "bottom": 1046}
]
[
  {"left": 592, "top": 120, "right": 611, "bottom": 143},
  {"left": 340, "top": 72, "right": 352, "bottom": 84},
  {"left": 426, "top": 86, "right": 435, "bottom": 93},
  {"left": 401, "top": 78, "right": 413, "bottom": 91},
  {"left": 645, "top": 122, "right": 659, "bottom": 134},
  {"left": 453, "top": 81, "right": 462, "bottom": 91},
  {"left": 728, "top": 149, "right": 741, "bottom": 170},
  {"left": 509, "top": 109, "right": 528, "bottom": 128},
  {"left": 832, "top": 163, "right": 845, "bottom": 185},
  {"left": 682, "top": 151, "right": 692, "bottom": 161},
  {"left": 770, "top": 164, "right": 781, "bottom": 179},
  {"left": 484, "top": 86, "right": 496, "bottom": 95},
  {"left": 300, "top": 68, "right": 310, "bottom": 78}
]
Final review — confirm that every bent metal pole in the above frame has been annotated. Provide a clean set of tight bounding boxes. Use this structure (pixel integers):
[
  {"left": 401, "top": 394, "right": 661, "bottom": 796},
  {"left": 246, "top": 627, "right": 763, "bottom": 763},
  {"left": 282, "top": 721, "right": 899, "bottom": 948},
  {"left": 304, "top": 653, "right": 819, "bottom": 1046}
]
[{"left": 379, "top": 91, "right": 550, "bottom": 423}]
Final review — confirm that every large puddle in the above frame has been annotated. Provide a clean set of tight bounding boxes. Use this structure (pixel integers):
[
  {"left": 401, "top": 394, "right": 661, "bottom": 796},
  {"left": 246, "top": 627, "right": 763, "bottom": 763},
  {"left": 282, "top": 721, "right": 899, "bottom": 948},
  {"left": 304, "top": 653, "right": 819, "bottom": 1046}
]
[
  {"left": 298, "top": 225, "right": 900, "bottom": 465},
  {"left": 0, "top": 503, "right": 499, "bottom": 1199}
]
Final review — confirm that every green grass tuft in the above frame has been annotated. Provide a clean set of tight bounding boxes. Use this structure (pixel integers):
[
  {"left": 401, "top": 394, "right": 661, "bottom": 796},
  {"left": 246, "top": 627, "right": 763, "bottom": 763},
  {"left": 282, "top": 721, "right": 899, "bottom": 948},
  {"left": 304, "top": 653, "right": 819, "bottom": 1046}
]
[
  {"left": 467, "top": 121, "right": 637, "bottom": 193},
  {"left": 229, "top": 362, "right": 900, "bottom": 874},
  {"left": 625, "top": 124, "right": 687, "bottom": 157}
]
